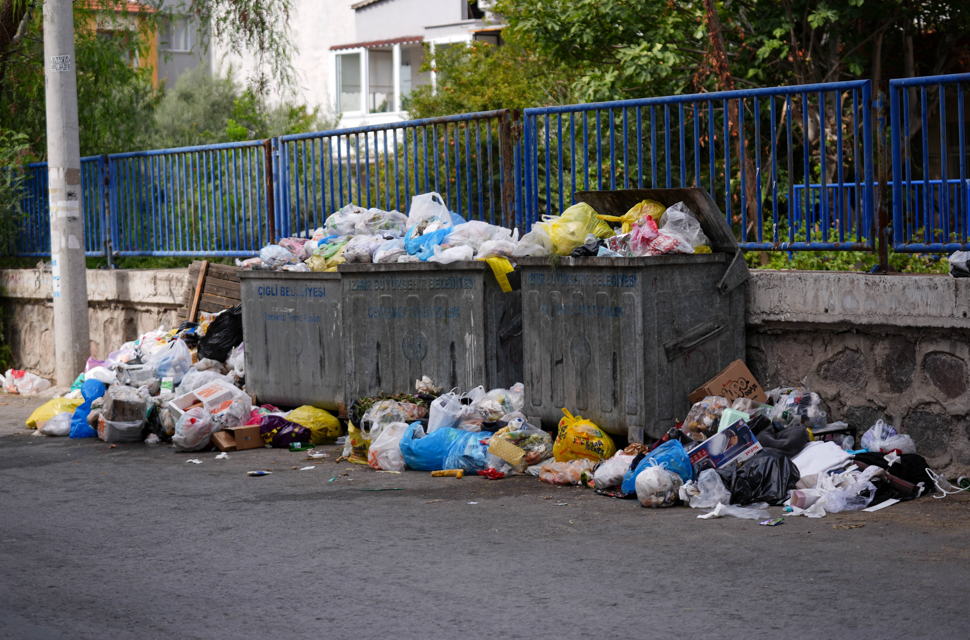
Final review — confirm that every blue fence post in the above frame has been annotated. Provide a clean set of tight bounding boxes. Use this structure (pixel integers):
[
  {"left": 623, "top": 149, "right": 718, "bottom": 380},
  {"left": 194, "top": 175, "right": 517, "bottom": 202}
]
[
  {"left": 862, "top": 82, "right": 876, "bottom": 252},
  {"left": 100, "top": 155, "right": 114, "bottom": 267},
  {"left": 889, "top": 83, "right": 903, "bottom": 248}
]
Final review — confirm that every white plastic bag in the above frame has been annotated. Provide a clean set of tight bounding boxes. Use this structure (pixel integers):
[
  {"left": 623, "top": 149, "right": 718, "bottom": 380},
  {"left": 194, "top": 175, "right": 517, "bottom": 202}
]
[
  {"left": 660, "top": 202, "right": 709, "bottom": 248},
  {"left": 324, "top": 203, "right": 365, "bottom": 236},
  {"left": 428, "top": 392, "right": 465, "bottom": 433},
  {"left": 636, "top": 466, "right": 684, "bottom": 508},
  {"left": 367, "top": 422, "right": 409, "bottom": 471},
  {"left": 258, "top": 244, "right": 299, "bottom": 269},
  {"left": 698, "top": 502, "right": 771, "bottom": 520},
  {"left": 146, "top": 339, "right": 193, "bottom": 384},
  {"left": 84, "top": 366, "right": 118, "bottom": 385},
  {"left": 428, "top": 244, "right": 474, "bottom": 264},
  {"left": 446, "top": 220, "right": 512, "bottom": 251},
  {"left": 3, "top": 369, "right": 52, "bottom": 395},
  {"left": 679, "top": 468, "right": 732, "bottom": 509},
  {"left": 476, "top": 238, "right": 518, "bottom": 260},
  {"left": 228, "top": 343, "right": 245, "bottom": 378},
  {"left": 172, "top": 407, "right": 218, "bottom": 452},
  {"left": 355, "top": 209, "right": 408, "bottom": 237},
  {"left": 512, "top": 227, "right": 553, "bottom": 257},
  {"left": 860, "top": 419, "right": 916, "bottom": 454},
  {"left": 343, "top": 234, "right": 383, "bottom": 263},
  {"left": 592, "top": 452, "right": 635, "bottom": 489},
  {"left": 407, "top": 192, "right": 452, "bottom": 229},
  {"left": 374, "top": 238, "right": 407, "bottom": 263},
  {"left": 39, "top": 412, "right": 73, "bottom": 437}
]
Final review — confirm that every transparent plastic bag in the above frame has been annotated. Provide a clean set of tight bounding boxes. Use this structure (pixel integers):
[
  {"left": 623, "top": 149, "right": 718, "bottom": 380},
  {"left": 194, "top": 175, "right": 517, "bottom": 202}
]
[
  {"left": 683, "top": 396, "right": 730, "bottom": 440},
  {"left": 539, "top": 458, "right": 597, "bottom": 486},
  {"left": 487, "top": 420, "right": 554, "bottom": 474},
  {"left": 476, "top": 238, "right": 518, "bottom": 260},
  {"left": 535, "top": 202, "right": 614, "bottom": 256},
  {"left": 444, "top": 430, "right": 492, "bottom": 472},
  {"left": 511, "top": 226, "right": 553, "bottom": 257},
  {"left": 679, "top": 468, "right": 732, "bottom": 509},
  {"left": 39, "top": 412, "right": 73, "bottom": 437},
  {"left": 343, "top": 234, "right": 383, "bottom": 263},
  {"left": 146, "top": 339, "right": 193, "bottom": 384},
  {"left": 660, "top": 202, "right": 709, "bottom": 248},
  {"left": 172, "top": 407, "right": 217, "bottom": 452},
  {"left": 407, "top": 192, "right": 452, "bottom": 229},
  {"left": 97, "top": 416, "right": 145, "bottom": 443},
  {"left": 228, "top": 343, "right": 245, "bottom": 378},
  {"left": 629, "top": 216, "right": 660, "bottom": 256},
  {"left": 428, "top": 391, "right": 465, "bottom": 433},
  {"left": 591, "top": 452, "right": 635, "bottom": 489},
  {"left": 636, "top": 466, "right": 684, "bottom": 508},
  {"left": 374, "top": 238, "right": 407, "bottom": 263},
  {"left": 860, "top": 419, "right": 916, "bottom": 454},
  {"left": 355, "top": 210, "right": 408, "bottom": 237},
  {"left": 446, "top": 220, "right": 512, "bottom": 251},
  {"left": 324, "top": 204, "right": 365, "bottom": 236},
  {"left": 278, "top": 237, "right": 308, "bottom": 260},
  {"left": 258, "top": 244, "right": 298, "bottom": 269},
  {"left": 770, "top": 389, "right": 826, "bottom": 429},
  {"left": 429, "top": 244, "right": 474, "bottom": 264},
  {"left": 368, "top": 422, "right": 409, "bottom": 471}
]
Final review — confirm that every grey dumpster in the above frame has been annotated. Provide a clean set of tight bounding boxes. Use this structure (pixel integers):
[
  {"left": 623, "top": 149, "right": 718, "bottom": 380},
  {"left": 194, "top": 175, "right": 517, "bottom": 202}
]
[
  {"left": 237, "top": 271, "right": 344, "bottom": 414},
  {"left": 517, "top": 187, "right": 749, "bottom": 438},
  {"left": 339, "top": 261, "right": 522, "bottom": 402}
]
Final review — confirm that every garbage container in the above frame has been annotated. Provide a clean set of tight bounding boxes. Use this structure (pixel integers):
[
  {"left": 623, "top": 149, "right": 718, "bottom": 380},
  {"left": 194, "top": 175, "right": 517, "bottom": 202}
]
[
  {"left": 517, "top": 187, "right": 749, "bottom": 439},
  {"left": 237, "top": 271, "right": 344, "bottom": 414},
  {"left": 339, "top": 261, "right": 522, "bottom": 402}
]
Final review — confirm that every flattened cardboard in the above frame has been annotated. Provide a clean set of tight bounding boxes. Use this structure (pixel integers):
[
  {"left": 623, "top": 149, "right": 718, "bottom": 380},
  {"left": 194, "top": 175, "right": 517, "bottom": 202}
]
[{"left": 688, "top": 359, "right": 767, "bottom": 406}]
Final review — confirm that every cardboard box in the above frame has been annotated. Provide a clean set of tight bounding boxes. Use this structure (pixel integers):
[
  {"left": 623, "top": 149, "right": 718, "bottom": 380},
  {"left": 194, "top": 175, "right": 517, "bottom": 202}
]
[
  {"left": 211, "top": 431, "right": 237, "bottom": 452},
  {"left": 688, "top": 423, "right": 763, "bottom": 475},
  {"left": 688, "top": 359, "right": 767, "bottom": 406},
  {"left": 168, "top": 379, "right": 249, "bottom": 421},
  {"left": 226, "top": 425, "right": 263, "bottom": 451}
]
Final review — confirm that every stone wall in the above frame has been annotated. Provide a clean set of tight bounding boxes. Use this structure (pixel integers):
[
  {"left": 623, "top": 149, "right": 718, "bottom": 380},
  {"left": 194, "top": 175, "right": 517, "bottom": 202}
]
[
  {"left": 1, "top": 269, "right": 188, "bottom": 378},
  {"left": 746, "top": 271, "right": 970, "bottom": 478}
]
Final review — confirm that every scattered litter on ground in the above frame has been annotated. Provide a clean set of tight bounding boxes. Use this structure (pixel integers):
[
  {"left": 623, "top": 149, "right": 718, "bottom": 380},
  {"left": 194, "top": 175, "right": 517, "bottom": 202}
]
[{"left": 186, "top": 459, "right": 202, "bottom": 464}]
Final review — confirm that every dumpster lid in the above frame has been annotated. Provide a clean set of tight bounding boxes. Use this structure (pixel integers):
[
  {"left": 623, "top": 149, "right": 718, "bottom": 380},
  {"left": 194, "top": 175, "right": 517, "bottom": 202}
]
[
  {"left": 237, "top": 270, "right": 340, "bottom": 280},
  {"left": 337, "top": 261, "right": 492, "bottom": 273},
  {"left": 574, "top": 188, "right": 740, "bottom": 254}
]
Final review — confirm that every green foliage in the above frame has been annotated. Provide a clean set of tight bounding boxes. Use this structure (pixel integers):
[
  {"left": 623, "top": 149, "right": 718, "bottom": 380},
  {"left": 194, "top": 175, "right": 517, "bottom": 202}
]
[
  {"left": 407, "top": 39, "right": 577, "bottom": 118},
  {"left": 0, "top": 129, "right": 29, "bottom": 254},
  {"left": 748, "top": 248, "right": 948, "bottom": 274},
  {"left": 149, "top": 65, "right": 239, "bottom": 148}
]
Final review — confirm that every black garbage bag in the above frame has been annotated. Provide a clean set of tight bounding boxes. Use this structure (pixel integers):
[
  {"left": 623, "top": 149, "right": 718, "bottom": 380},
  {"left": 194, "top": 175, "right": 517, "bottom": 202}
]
[
  {"left": 718, "top": 449, "right": 800, "bottom": 505},
  {"left": 853, "top": 452, "right": 933, "bottom": 501},
  {"left": 755, "top": 424, "right": 810, "bottom": 457},
  {"left": 146, "top": 405, "right": 172, "bottom": 443},
  {"left": 198, "top": 305, "right": 243, "bottom": 362}
]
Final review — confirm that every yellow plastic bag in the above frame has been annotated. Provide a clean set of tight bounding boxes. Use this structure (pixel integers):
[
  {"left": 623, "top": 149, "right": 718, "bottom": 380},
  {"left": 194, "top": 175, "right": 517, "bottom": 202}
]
[
  {"left": 25, "top": 398, "right": 83, "bottom": 430},
  {"left": 536, "top": 202, "right": 615, "bottom": 255},
  {"left": 481, "top": 256, "right": 515, "bottom": 293},
  {"left": 346, "top": 422, "right": 370, "bottom": 465},
  {"left": 287, "top": 405, "right": 342, "bottom": 445},
  {"left": 553, "top": 408, "right": 616, "bottom": 462},
  {"left": 596, "top": 199, "right": 666, "bottom": 234}
]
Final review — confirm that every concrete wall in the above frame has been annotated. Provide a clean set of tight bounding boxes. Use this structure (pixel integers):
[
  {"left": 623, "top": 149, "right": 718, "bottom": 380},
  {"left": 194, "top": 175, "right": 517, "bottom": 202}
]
[
  {"left": 3, "top": 267, "right": 969, "bottom": 476},
  {"left": 1, "top": 269, "right": 188, "bottom": 378}
]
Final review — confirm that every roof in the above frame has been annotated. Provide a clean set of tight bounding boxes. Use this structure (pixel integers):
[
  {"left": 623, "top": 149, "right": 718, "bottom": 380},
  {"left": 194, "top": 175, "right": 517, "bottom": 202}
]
[
  {"left": 350, "top": 0, "right": 385, "bottom": 9},
  {"left": 330, "top": 35, "right": 424, "bottom": 51}
]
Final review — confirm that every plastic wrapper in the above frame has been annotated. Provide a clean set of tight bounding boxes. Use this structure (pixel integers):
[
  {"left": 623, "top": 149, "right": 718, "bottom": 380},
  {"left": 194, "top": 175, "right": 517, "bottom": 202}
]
[
  {"left": 406, "top": 192, "right": 452, "bottom": 229},
  {"left": 374, "top": 238, "right": 407, "bottom": 263},
  {"left": 679, "top": 468, "right": 732, "bottom": 509},
  {"left": 367, "top": 422, "right": 409, "bottom": 471},
  {"left": 400, "top": 423, "right": 462, "bottom": 471},
  {"left": 860, "top": 419, "right": 916, "bottom": 454},
  {"left": 258, "top": 244, "right": 298, "bottom": 269},
  {"left": 486, "top": 420, "right": 553, "bottom": 474},
  {"left": 146, "top": 338, "right": 193, "bottom": 384},
  {"left": 636, "top": 466, "right": 684, "bottom": 507},
  {"left": 770, "top": 389, "right": 826, "bottom": 429},
  {"left": 682, "top": 396, "right": 730, "bottom": 440},
  {"left": 659, "top": 202, "right": 709, "bottom": 248},
  {"left": 591, "top": 452, "right": 636, "bottom": 489},
  {"left": 539, "top": 458, "right": 597, "bottom": 486},
  {"left": 428, "top": 244, "right": 474, "bottom": 263},
  {"left": 717, "top": 449, "right": 800, "bottom": 505},
  {"left": 172, "top": 407, "right": 217, "bottom": 452},
  {"left": 534, "top": 203, "right": 615, "bottom": 256},
  {"left": 554, "top": 409, "right": 616, "bottom": 462},
  {"left": 287, "top": 405, "right": 341, "bottom": 444},
  {"left": 198, "top": 306, "right": 244, "bottom": 362}
]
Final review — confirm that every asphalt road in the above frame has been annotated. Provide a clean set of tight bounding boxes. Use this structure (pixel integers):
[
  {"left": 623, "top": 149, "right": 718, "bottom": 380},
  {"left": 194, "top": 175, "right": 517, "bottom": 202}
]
[{"left": 2, "top": 395, "right": 969, "bottom": 640}]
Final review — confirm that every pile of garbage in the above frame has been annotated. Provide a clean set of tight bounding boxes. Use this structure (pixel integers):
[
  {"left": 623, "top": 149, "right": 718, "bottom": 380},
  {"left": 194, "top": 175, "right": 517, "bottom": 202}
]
[
  {"left": 236, "top": 193, "right": 712, "bottom": 272},
  {"left": 341, "top": 373, "right": 956, "bottom": 521},
  {"left": 23, "top": 306, "right": 341, "bottom": 453}
]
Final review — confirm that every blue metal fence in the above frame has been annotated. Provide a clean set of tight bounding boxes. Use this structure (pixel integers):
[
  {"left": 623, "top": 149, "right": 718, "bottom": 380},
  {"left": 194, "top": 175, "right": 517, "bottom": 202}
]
[
  {"left": 12, "top": 74, "right": 970, "bottom": 258},
  {"left": 890, "top": 73, "right": 970, "bottom": 252},
  {"left": 276, "top": 110, "right": 518, "bottom": 239},
  {"left": 522, "top": 80, "right": 875, "bottom": 251}
]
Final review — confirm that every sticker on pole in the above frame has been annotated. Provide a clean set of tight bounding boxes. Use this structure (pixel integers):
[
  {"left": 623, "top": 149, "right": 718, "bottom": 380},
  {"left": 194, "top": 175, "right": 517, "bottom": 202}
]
[{"left": 50, "top": 56, "right": 72, "bottom": 72}]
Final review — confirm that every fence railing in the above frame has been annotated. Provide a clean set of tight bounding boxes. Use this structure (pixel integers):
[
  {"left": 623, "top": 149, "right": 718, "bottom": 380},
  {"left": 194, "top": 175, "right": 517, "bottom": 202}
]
[
  {"left": 522, "top": 80, "right": 875, "bottom": 251},
  {"left": 890, "top": 73, "right": 970, "bottom": 252},
  {"left": 11, "top": 74, "right": 970, "bottom": 258}
]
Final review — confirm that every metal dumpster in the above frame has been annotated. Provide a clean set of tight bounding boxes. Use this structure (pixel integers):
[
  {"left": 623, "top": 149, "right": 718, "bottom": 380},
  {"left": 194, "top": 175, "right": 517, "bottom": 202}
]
[
  {"left": 339, "top": 261, "right": 522, "bottom": 402},
  {"left": 237, "top": 271, "right": 344, "bottom": 414},
  {"left": 517, "top": 187, "right": 749, "bottom": 438}
]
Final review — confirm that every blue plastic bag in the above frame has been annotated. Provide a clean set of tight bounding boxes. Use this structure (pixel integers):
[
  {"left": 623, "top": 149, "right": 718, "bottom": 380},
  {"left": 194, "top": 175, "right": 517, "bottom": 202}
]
[
  {"left": 69, "top": 379, "right": 106, "bottom": 439},
  {"left": 400, "top": 423, "right": 462, "bottom": 471},
  {"left": 444, "top": 431, "right": 492, "bottom": 472},
  {"left": 450, "top": 211, "right": 466, "bottom": 226},
  {"left": 620, "top": 440, "right": 692, "bottom": 494},
  {"left": 404, "top": 226, "right": 451, "bottom": 261}
]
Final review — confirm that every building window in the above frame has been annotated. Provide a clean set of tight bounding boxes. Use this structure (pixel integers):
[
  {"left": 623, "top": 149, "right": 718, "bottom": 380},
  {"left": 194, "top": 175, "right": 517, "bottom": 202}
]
[
  {"left": 162, "top": 17, "right": 193, "bottom": 52},
  {"left": 337, "top": 53, "right": 361, "bottom": 112},
  {"left": 369, "top": 50, "right": 393, "bottom": 113}
]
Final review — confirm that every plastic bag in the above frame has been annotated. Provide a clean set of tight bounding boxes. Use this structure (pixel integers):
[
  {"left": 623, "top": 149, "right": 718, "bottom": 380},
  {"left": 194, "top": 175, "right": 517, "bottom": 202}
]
[
  {"left": 660, "top": 202, "right": 709, "bottom": 248},
  {"left": 428, "top": 244, "right": 474, "bottom": 264},
  {"left": 479, "top": 387, "right": 523, "bottom": 422},
  {"left": 683, "top": 396, "right": 730, "bottom": 441},
  {"left": 404, "top": 225, "right": 451, "bottom": 261},
  {"left": 287, "top": 405, "right": 342, "bottom": 445},
  {"left": 39, "top": 412, "right": 73, "bottom": 437},
  {"left": 374, "top": 238, "right": 407, "bottom": 263},
  {"left": 628, "top": 216, "right": 660, "bottom": 256},
  {"left": 447, "top": 220, "right": 512, "bottom": 252},
  {"left": 212, "top": 400, "right": 251, "bottom": 431},
  {"left": 345, "top": 422, "right": 371, "bottom": 465},
  {"left": 26, "top": 397, "right": 83, "bottom": 430},
  {"left": 443, "top": 430, "right": 492, "bottom": 472},
  {"left": 538, "top": 458, "right": 597, "bottom": 485},
  {"left": 258, "top": 244, "right": 299, "bottom": 269},
  {"left": 511, "top": 227, "right": 553, "bottom": 257},
  {"left": 174, "top": 370, "right": 229, "bottom": 397},
  {"left": 636, "top": 466, "right": 684, "bottom": 508},
  {"left": 146, "top": 339, "right": 193, "bottom": 384},
  {"left": 84, "top": 366, "right": 118, "bottom": 385},
  {"left": 3, "top": 369, "right": 51, "bottom": 395},
  {"left": 949, "top": 251, "right": 970, "bottom": 277},
  {"left": 591, "top": 452, "right": 636, "bottom": 489},
  {"left": 323, "top": 204, "right": 364, "bottom": 236},
  {"left": 173, "top": 407, "right": 217, "bottom": 452},
  {"left": 70, "top": 379, "right": 106, "bottom": 438},
  {"left": 400, "top": 423, "right": 463, "bottom": 471},
  {"left": 355, "top": 209, "right": 408, "bottom": 237},
  {"left": 367, "top": 422, "right": 409, "bottom": 471},
  {"left": 697, "top": 502, "right": 771, "bottom": 520},
  {"left": 278, "top": 237, "right": 308, "bottom": 260},
  {"left": 101, "top": 385, "right": 148, "bottom": 423},
  {"left": 596, "top": 199, "right": 666, "bottom": 234},
  {"left": 476, "top": 238, "right": 519, "bottom": 260},
  {"left": 553, "top": 409, "right": 616, "bottom": 463},
  {"left": 535, "top": 203, "right": 615, "bottom": 256},
  {"left": 260, "top": 415, "right": 311, "bottom": 448},
  {"left": 228, "top": 343, "right": 245, "bottom": 378},
  {"left": 98, "top": 415, "right": 146, "bottom": 444},
  {"left": 407, "top": 192, "right": 452, "bottom": 229},
  {"left": 679, "top": 468, "right": 732, "bottom": 509},
  {"left": 343, "top": 234, "right": 383, "bottom": 263},
  {"left": 486, "top": 420, "right": 553, "bottom": 474},
  {"left": 770, "top": 389, "right": 826, "bottom": 429},
  {"left": 360, "top": 400, "right": 428, "bottom": 440},
  {"left": 621, "top": 440, "right": 693, "bottom": 495},
  {"left": 717, "top": 450, "right": 800, "bottom": 505},
  {"left": 428, "top": 392, "right": 465, "bottom": 433},
  {"left": 197, "top": 306, "right": 243, "bottom": 362},
  {"left": 860, "top": 419, "right": 916, "bottom": 454}
]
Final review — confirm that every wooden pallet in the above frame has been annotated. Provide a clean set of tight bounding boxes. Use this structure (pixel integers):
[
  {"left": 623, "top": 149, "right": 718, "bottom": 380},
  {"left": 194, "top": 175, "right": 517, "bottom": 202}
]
[{"left": 178, "top": 260, "right": 242, "bottom": 322}]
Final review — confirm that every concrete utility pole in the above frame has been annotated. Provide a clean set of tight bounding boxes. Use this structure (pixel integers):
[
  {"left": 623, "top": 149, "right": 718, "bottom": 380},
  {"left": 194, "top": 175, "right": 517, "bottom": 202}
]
[{"left": 44, "top": 0, "right": 90, "bottom": 386}]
